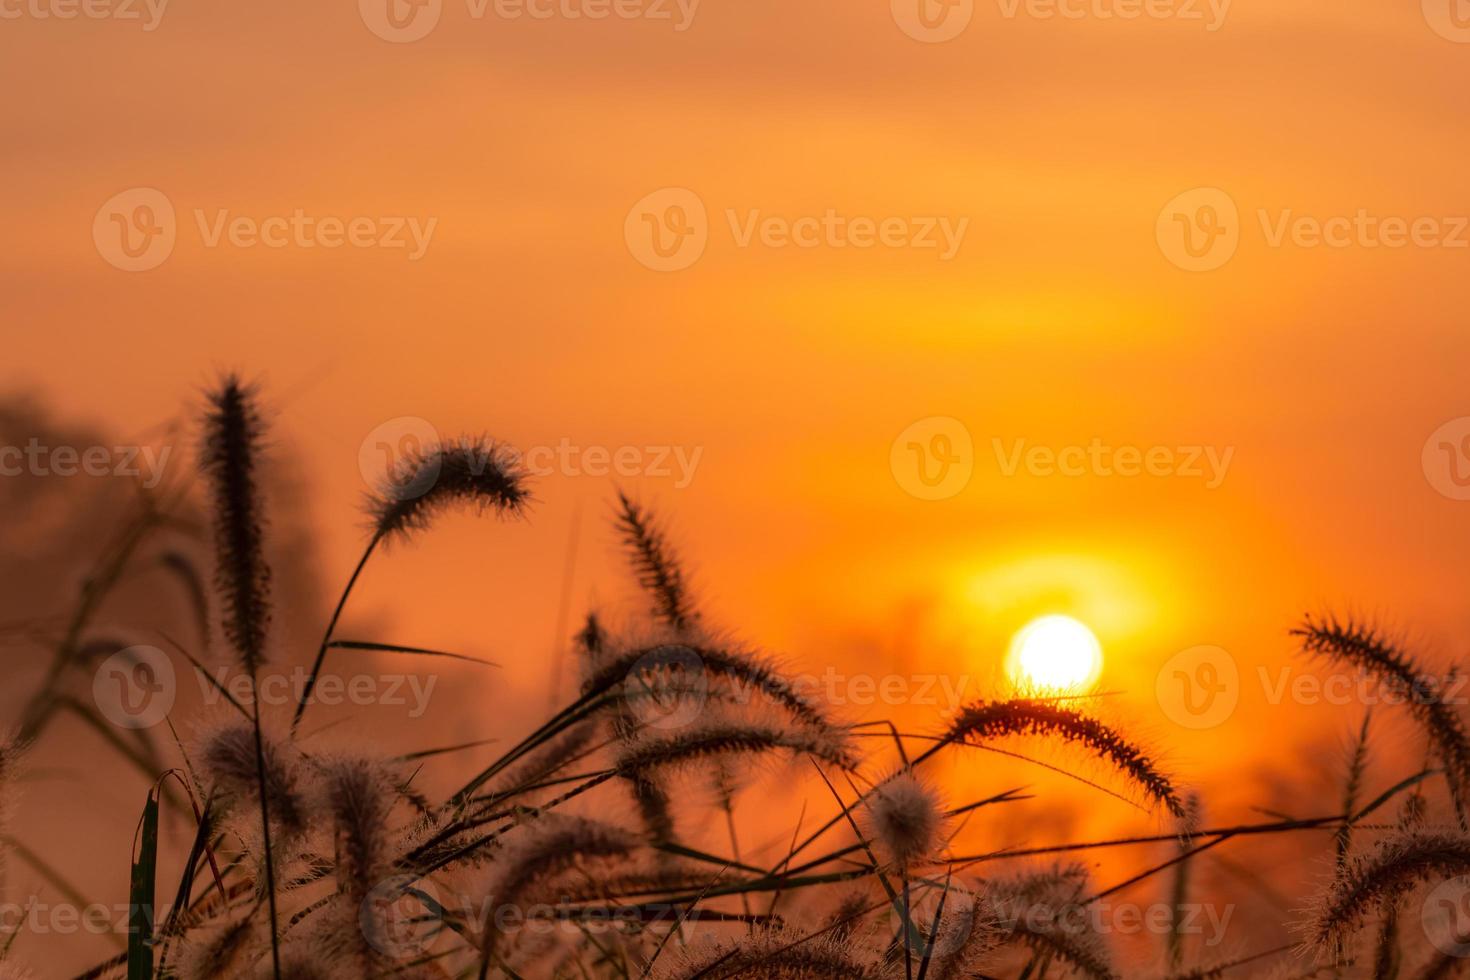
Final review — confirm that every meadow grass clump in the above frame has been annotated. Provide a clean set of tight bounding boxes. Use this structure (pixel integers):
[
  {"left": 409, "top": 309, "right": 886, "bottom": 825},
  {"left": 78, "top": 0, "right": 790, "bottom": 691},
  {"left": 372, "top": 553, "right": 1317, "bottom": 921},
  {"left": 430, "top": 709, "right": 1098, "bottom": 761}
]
[{"left": 28, "top": 376, "right": 1470, "bottom": 980}]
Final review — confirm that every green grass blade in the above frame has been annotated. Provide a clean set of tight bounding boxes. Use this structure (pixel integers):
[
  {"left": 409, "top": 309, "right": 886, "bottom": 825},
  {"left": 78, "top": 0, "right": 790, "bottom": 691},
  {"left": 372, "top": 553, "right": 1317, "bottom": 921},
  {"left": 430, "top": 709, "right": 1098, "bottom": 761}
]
[{"left": 128, "top": 786, "right": 161, "bottom": 979}]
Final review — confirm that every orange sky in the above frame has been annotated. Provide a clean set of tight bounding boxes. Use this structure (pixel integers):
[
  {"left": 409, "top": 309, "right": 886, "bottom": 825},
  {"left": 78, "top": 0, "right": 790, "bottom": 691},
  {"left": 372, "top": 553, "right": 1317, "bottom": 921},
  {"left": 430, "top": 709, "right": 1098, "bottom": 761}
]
[{"left": 5, "top": 0, "right": 1470, "bottom": 972}]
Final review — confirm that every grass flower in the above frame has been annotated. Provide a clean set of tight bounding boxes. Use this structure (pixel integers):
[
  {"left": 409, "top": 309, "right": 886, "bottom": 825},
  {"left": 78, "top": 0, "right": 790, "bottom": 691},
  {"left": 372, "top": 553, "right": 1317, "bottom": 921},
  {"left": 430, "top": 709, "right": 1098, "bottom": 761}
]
[
  {"left": 477, "top": 816, "right": 640, "bottom": 973},
  {"left": 1294, "top": 616, "right": 1470, "bottom": 827},
  {"left": 200, "top": 375, "right": 272, "bottom": 674},
  {"left": 942, "top": 699, "right": 1185, "bottom": 817},
  {"left": 615, "top": 492, "right": 698, "bottom": 632},
  {"left": 615, "top": 720, "right": 858, "bottom": 780},
  {"left": 653, "top": 927, "right": 896, "bottom": 980},
  {"left": 863, "top": 771, "right": 946, "bottom": 869},
  {"left": 1305, "top": 828, "right": 1470, "bottom": 959},
  {"left": 198, "top": 720, "right": 309, "bottom": 840},
  {"left": 367, "top": 436, "right": 528, "bottom": 543}
]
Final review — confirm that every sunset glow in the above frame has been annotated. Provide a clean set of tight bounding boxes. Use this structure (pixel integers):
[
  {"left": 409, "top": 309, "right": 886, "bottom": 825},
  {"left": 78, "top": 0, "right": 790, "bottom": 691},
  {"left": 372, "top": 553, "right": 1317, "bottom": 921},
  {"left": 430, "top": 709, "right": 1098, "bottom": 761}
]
[{"left": 1007, "top": 614, "right": 1104, "bottom": 692}]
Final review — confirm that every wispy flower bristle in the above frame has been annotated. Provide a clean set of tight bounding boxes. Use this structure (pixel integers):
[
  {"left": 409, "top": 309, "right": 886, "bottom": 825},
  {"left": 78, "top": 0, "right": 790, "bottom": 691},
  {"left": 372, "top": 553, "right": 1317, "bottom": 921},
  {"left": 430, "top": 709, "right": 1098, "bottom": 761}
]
[
  {"left": 1305, "top": 828, "right": 1470, "bottom": 959},
  {"left": 863, "top": 771, "right": 946, "bottom": 868},
  {"left": 200, "top": 375, "right": 272, "bottom": 672},
  {"left": 615, "top": 720, "right": 858, "bottom": 779},
  {"left": 653, "top": 926, "right": 895, "bottom": 980},
  {"left": 479, "top": 816, "right": 640, "bottom": 968},
  {"left": 945, "top": 699, "right": 1185, "bottom": 817},
  {"left": 178, "top": 916, "right": 260, "bottom": 980},
  {"left": 198, "top": 720, "right": 309, "bottom": 839},
  {"left": 992, "top": 866, "right": 1116, "bottom": 980},
  {"left": 1294, "top": 616, "right": 1470, "bottom": 827},
  {"left": 615, "top": 493, "right": 698, "bottom": 632},
  {"left": 367, "top": 436, "right": 528, "bottom": 542}
]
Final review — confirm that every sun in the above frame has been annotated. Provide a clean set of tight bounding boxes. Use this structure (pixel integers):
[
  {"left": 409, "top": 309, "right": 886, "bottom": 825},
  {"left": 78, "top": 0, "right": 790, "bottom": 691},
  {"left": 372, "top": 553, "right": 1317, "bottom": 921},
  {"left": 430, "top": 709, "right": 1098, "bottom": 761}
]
[{"left": 1006, "top": 614, "right": 1104, "bottom": 692}]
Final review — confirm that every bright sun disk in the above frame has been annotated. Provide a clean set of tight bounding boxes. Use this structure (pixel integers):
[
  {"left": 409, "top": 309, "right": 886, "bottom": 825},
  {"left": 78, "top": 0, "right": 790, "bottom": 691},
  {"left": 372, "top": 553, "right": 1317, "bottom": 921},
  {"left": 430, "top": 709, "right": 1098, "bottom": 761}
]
[{"left": 1007, "top": 614, "right": 1103, "bottom": 692}]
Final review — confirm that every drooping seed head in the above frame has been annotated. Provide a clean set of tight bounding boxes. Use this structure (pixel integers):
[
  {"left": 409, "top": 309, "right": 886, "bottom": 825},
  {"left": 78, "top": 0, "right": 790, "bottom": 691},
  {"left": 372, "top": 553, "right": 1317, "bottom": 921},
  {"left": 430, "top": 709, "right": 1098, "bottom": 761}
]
[
  {"left": 366, "top": 436, "right": 528, "bottom": 543},
  {"left": 946, "top": 699, "right": 1185, "bottom": 817}
]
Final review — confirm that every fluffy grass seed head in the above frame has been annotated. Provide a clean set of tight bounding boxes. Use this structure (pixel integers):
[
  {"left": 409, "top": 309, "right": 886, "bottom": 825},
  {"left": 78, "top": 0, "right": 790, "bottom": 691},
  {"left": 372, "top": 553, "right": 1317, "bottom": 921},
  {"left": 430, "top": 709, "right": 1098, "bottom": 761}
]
[
  {"left": 198, "top": 719, "right": 309, "bottom": 840},
  {"left": 863, "top": 771, "right": 947, "bottom": 869},
  {"left": 200, "top": 375, "right": 272, "bottom": 673},
  {"left": 367, "top": 436, "right": 529, "bottom": 543}
]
